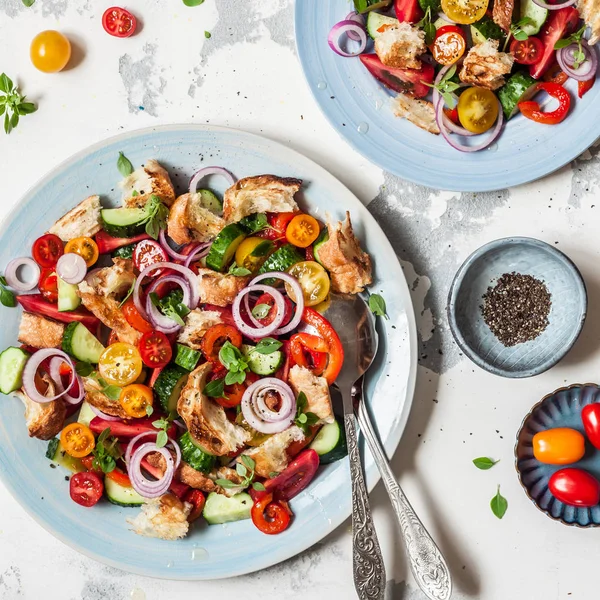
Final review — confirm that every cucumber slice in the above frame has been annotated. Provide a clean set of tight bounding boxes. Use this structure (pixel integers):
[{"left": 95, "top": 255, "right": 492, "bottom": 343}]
[
  {"left": 46, "top": 438, "right": 84, "bottom": 472},
  {"left": 174, "top": 344, "right": 201, "bottom": 371},
  {"left": 154, "top": 365, "right": 189, "bottom": 413},
  {"left": 0, "top": 347, "right": 29, "bottom": 394},
  {"left": 105, "top": 477, "right": 145, "bottom": 507},
  {"left": 258, "top": 244, "right": 304, "bottom": 284},
  {"left": 178, "top": 432, "right": 216, "bottom": 473},
  {"left": 77, "top": 400, "right": 96, "bottom": 427},
  {"left": 498, "top": 72, "right": 539, "bottom": 120},
  {"left": 206, "top": 224, "right": 247, "bottom": 272},
  {"left": 313, "top": 229, "right": 329, "bottom": 266},
  {"left": 241, "top": 344, "right": 284, "bottom": 376},
  {"left": 112, "top": 244, "right": 135, "bottom": 259},
  {"left": 433, "top": 17, "right": 448, "bottom": 29},
  {"left": 62, "top": 322, "right": 105, "bottom": 363},
  {"left": 520, "top": 0, "right": 548, "bottom": 36},
  {"left": 310, "top": 418, "right": 347, "bottom": 464},
  {"left": 203, "top": 491, "right": 252, "bottom": 525},
  {"left": 470, "top": 16, "right": 505, "bottom": 43},
  {"left": 366, "top": 12, "right": 399, "bottom": 39},
  {"left": 198, "top": 189, "right": 223, "bottom": 214},
  {"left": 57, "top": 277, "right": 81, "bottom": 312},
  {"left": 101, "top": 207, "right": 147, "bottom": 238}
]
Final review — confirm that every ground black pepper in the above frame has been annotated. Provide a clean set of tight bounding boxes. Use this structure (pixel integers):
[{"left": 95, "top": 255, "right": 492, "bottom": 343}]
[{"left": 481, "top": 272, "right": 551, "bottom": 347}]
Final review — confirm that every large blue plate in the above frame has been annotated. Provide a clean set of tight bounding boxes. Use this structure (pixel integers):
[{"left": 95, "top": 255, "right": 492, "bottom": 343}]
[
  {"left": 0, "top": 125, "right": 417, "bottom": 579},
  {"left": 295, "top": 1, "right": 600, "bottom": 192}
]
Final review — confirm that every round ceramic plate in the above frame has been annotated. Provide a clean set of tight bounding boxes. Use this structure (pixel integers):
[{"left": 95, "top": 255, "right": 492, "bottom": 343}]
[
  {"left": 295, "top": 1, "right": 600, "bottom": 192},
  {"left": 0, "top": 125, "right": 417, "bottom": 579},
  {"left": 516, "top": 384, "right": 600, "bottom": 527}
]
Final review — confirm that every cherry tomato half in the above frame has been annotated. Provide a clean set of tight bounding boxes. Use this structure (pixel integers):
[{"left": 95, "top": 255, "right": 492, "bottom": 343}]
[
  {"left": 251, "top": 492, "right": 292, "bottom": 535},
  {"left": 98, "top": 342, "right": 143, "bottom": 386},
  {"left": 252, "top": 293, "right": 293, "bottom": 328},
  {"left": 214, "top": 382, "right": 246, "bottom": 409},
  {"left": 133, "top": 239, "right": 168, "bottom": 276},
  {"left": 533, "top": 427, "right": 585, "bottom": 465},
  {"left": 457, "top": 87, "right": 499, "bottom": 134},
  {"left": 30, "top": 30, "right": 71, "bottom": 73},
  {"left": 102, "top": 7, "right": 137, "bottom": 38},
  {"left": 185, "top": 489, "right": 207, "bottom": 522},
  {"left": 119, "top": 383, "right": 154, "bottom": 418},
  {"left": 105, "top": 468, "right": 131, "bottom": 487},
  {"left": 432, "top": 26, "right": 466, "bottom": 66},
  {"left": 138, "top": 330, "right": 173, "bottom": 368},
  {"left": 70, "top": 471, "right": 104, "bottom": 507},
  {"left": 122, "top": 298, "right": 154, "bottom": 333},
  {"left": 32, "top": 234, "right": 64, "bottom": 268},
  {"left": 38, "top": 268, "right": 59, "bottom": 303},
  {"left": 61, "top": 422, "right": 95, "bottom": 458},
  {"left": 549, "top": 468, "right": 600, "bottom": 507},
  {"left": 258, "top": 212, "right": 297, "bottom": 241},
  {"left": 235, "top": 237, "right": 273, "bottom": 272},
  {"left": 285, "top": 261, "right": 330, "bottom": 307},
  {"left": 286, "top": 214, "right": 321, "bottom": 248},
  {"left": 440, "top": 0, "right": 489, "bottom": 24},
  {"left": 510, "top": 37, "right": 544, "bottom": 65},
  {"left": 64, "top": 236, "right": 99, "bottom": 267}
]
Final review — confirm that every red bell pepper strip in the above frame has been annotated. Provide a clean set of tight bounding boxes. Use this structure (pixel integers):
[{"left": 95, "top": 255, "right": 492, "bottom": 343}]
[
  {"left": 301, "top": 308, "right": 344, "bottom": 385},
  {"left": 95, "top": 230, "right": 150, "bottom": 254},
  {"left": 289, "top": 333, "right": 328, "bottom": 377},
  {"left": 395, "top": 0, "right": 423, "bottom": 23},
  {"left": 17, "top": 294, "right": 100, "bottom": 329},
  {"left": 578, "top": 78, "right": 595, "bottom": 98},
  {"left": 251, "top": 492, "right": 292, "bottom": 535},
  {"left": 519, "top": 82, "right": 571, "bottom": 125},
  {"left": 184, "top": 489, "right": 207, "bottom": 522}
]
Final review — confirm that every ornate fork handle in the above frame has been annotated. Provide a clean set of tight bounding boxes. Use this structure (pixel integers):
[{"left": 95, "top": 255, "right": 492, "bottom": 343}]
[
  {"left": 344, "top": 412, "right": 387, "bottom": 600},
  {"left": 358, "top": 402, "right": 453, "bottom": 600}
]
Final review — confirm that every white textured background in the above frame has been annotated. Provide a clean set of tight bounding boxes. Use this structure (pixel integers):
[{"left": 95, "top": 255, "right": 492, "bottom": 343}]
[{"left": 1, "top": 1, "right": 600, "bottom": 599}]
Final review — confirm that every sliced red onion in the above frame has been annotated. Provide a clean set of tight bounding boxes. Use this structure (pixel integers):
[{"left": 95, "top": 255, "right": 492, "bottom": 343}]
[
  {"left": 232, "top": 284, "right": 286, "bottom": 338},
  {"left": 249, "top": 272, "right": 304, "bottom": 335},
  {"left": 4, "top": 257, "right": 40, "bottom": 292},
  {"left": 241, "top": 378, "right": 296, "bottom": 434},
  {"left": 129, "top": 442, "right": 175, "bottom": 498},
  {"left": 433, "top": 88, "right": 477, "bottom": 137},
  {"left": 88, "top": 403, "right": 121, "bottom": 421},
  {"left": 437, "top": 10, "right": 458, "bottom": 23},
  {"left": 183, "top": 243, "right": 211, "bottom": 268},
  {"left": 21, "top": 349, "right": 77, "bottom": 404},
  {"left": 328, "top": 20, "right": 367, "bottom": 57},
  {"left": 557, "top": 41, "right": 598, "bottom": 81},
  {"left": 243, "top": 284, "right": 282, "bottom": 328},
  {"left": 189, "top": 166, "right": 235, "bottom": 195},
  {"left": 48, "top": 357, "right": 84, "bottom": 405},
  {"left": 144, "top": 273, "right": 191, "bottom": 333},
  {"left": 532, "top": 0, "right": 575, "bottom": 9},
  {"left": 159, "top": 229, "right": 199, "bottom": 262},
  {"left": 345, "top": 11, "right": 366, "bottom": 41},
  {"left": 56, "top": 253, "right": 87, "bottom": 285},
  {"left": 125, "top": 431, "right": 181, "bottom": 470}
]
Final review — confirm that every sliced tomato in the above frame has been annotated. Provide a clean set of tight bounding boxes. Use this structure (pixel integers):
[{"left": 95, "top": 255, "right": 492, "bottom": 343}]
[
  {"left": 519, "top": 82, "right": 571, "bottom": 125},
  {"left": 359, "top": 54, "right": 434, "bottom": 98},
  {"left": 95, "top": 231, "right": 151, "bottom": 255},
  {"left": 121, "top": 297, "right": 154, "bottom": 333},
  {"left": 106, "top": 468, "right": 132, "bottom": 487},
  {"left": 289, "top": 333, "right": 328, "bottom": 377},
  {"left": 286, "top": 425, "right": 320, "bottom": 459},
  {"left": 444, "top": 106, "right": 460, "bottom": 124},
  {"left": 200, "top": 324, "right": 242, "bottom": 363},
  {"left": 70, "top": 471, "right": 104, "bottom": 507},
  {"left": 16, "top": 294, "right": 100, "bottom": 328},
  {"left": 38, "top": 269, "right": 59, "bottom": 303},
  {"left": 184, "top": 489, "right": 207, "bottom": 522},
  {"left": 286, "top": 214, "right": 321, "bottom": 248},
  {"left": 102, "top": 7, "right": 137, "bottom": 38},
  {"left": 252, "top": 292, "right": 293, "bottom": 328},
  {"left": 140, "top": 457, "right": 189, "bottom": 499},
  {"left": 149, "top": 366, "right": 164, "bottom": 388},
  {"left": 133, "top": 239, "right": 168, "bottom": 276},
  {"left": 579, "top": 77, "right": 595, "bottom": 98},
  {"left": 138, "top": 330, "right": 173, "bottom": 368},
  {"left": 251, "top": 492, "right": 292, "bottom": 535},
  {"left": 394, "top": 0, "right": 423, "bottom": 23},
  {"left": 32, "top": 234, "right": 64, "bottom": 268},
  {"left": 61, "top": 422, "right": 95, "bottom": 458},
  {"left": 64, "top": 237, "right": 99, "bottom": 267},
  {"left": 119, "top": 384, "right": 154, "bottom": 418},
  {"left": 301, "top": 308, "right": 344, "bottom": 385},
  {"left": 432, "top": 26, "right": 466, "bottom": 66},
  {"left": 89, "top": 416, "right": 177, "bottom": 439},
  {"left": 510, "top": 37, "right": 544, "bottom": 65}
]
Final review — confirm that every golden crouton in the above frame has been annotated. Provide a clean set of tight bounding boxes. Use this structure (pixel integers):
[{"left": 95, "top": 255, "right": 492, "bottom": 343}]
[
  {"left": 577, "top": 0, "right": 600, "bottom": 45},
  {"left": 374, "top": 23, "right": 426, "bottom": 70},
  {"left": 121, "top": 159, "right": 176, "bottom": 208},
  {"left": 392, "top": 96, "right": 440, "bottom": 135},
  {"left": 196, "top": 267, "right": 250, "bottom": 307},
  {"left": 18, "top": 312, "right": 65, "bottom": 349},
  {"left": 289, "top": 365, "right": 335, "bottom": 425},
  {"left": 493, "top": 0, "right": 515, "bottom": 32},
  {"left": 459, "top": 40, "right": 514, "bottom": 90},
  {"left": 177, "top": 309, "right": 223, "bottom": 350},
  {"left": 127, "top": 494, "right": 192, "bottom": 541},
  {"left": 167, "top": 192, "right": 226, "bottom": 245},
  {"left": 83, "top": 377, "right": 128, "bottom": 419},
  {"left": 48, "top": 196, "right": 102, "bottom": 242}
]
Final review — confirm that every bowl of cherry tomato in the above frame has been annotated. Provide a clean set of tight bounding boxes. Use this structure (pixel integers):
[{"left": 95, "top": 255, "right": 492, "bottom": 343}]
[{"left": 515, "top": 384, "right": 600, "bottom": 527}]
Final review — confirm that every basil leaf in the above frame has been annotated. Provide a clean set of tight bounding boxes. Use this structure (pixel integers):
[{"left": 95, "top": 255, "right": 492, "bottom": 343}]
[
  {"left": 225, "top": 369, "right": 245, "bottom": 385},
  {"left": 17, "top": 102, "right": 37, "bottom": 114},
  {"left": 473, "top": 457, "right": 499, "bottom": 470},
  {"left": 268, "top": 471, "right": 280, "bottom": 479},
  {"left": 514, "top": 30, "right": 528, "bottom": 41},
  {"left": 145, "top": 404, "right": 154, "bottom": 416},
  {"left": 239, "top": 213, "right": 269, "bottom": 233},
  {"left": 0, "top": 74, "right": 13, "bottom": 94},
  {"left": 204, "top": 31, "right": 211, "bottom": 39},
  {"left": 219, "top": 341, "right": 240, "bottom": 368},
  {"left": 152, "top": 418, "right": 168, "bottom": 430},
  {"left": 214, "top": 478, "right": 236, "bottom": 488},
  {"left": 102, "top": 385, "right": 122, "bottom": 401},
  {"left": 251, "top": 303, "right": 271, "bottom": 319},
  {"left": 156, "top": 430, "right": 168, "bottom": 448},
  {"left": 305, "top": 412, "right": 320, "bottom": 427},
  {"left": 75, "top": 361, "right": 94, "bottom": 377},
  {"left": 22, "top": 0, "right": 36, "bottom": 6},
  {"left": 252, "top": 482, "right": 266, "bottom": 492},
  {"left": 228, "top": 263, "right": 252, "bottom": 277},
  {"left": 297, "top": 413, "right": 307, "bottom": 424},
  {"left": 296, "top": 391, "right": 307, "bottom": 414},
  {"left": 236, "top": 463, "right": 248, "bottom": 477},
  {"left": 0, "top": 284, "right": 16, "bottom": 307},
  {"left": 255, "top": 337, "right": 282, "bottom": 355},
  {"left": 117, "top": 151, "right": 134, "bottom": 177},
  {"left": 490, "top": 486, "right": 508, "bottom": 519},
  {"left": 241, "top": 455, "right": 255, "bottom": 471},
  {"left": 149, "top": 292, "right": 160, "bottom": 307},
  {"left": 368, "top": 293, "right": 388, "bottom": 319},
  {"left": 204, "top": 378, "right": 225, "bottom": 398},
  {"left": 98, "top": 428, "right": 111, "bottom": 444},
  {"left": 4, "top": 112, "right": 10, "bottom": 135}
]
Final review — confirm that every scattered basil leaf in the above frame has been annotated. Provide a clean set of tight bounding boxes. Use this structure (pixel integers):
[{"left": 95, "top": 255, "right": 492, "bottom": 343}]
[
  {"left": 156, "top": 430, "right": 168, "bottom": 448},
  {"left": 183, "top": 0, "right": 205, "bottom": 5},
  {"left": 204, "top": 31, "right": 211, "bottom": 39},
  {"left": 141, "top": 195, "right": 169, "bottom": 240},
  {"left": 22, "top": 0, "right": 35, "bottom": 6},
  {"left": 255, "top": 337, "right": 283, "bottom": 355},
  {"left": 117, "top": 151, "right": 134, "bottom": 177},
  {"left": 473, "top": 457, "right": 499, "bottom": 470},
  {"left": 75, "top": 361, "right": 94, "bottom": 377},
  {"left": 91, "top": 428, "right": 122, "bottom": 474},
  {"left": 239, "top": 213, "right": 269, "bottom": 233},
  {"left": 155, "top": 289, "right": 189, "bottom": 326},
  {"left": 252, "top": 482, "right": 266, "bottom": 492},
  {"left": 0, "top": 74, "right": 37, "bottom": 135},
  {"left": 251, "top": 303, "right": 271, "bottom": 319},
  {"left": 268, "top": 471, "right": 280, "bottom": 479},
  {"left": 490, "top": 486, "right": 508, "bottom": 519},
  {"left": 204, "top": 377, "right": 226, "bottom": 398},
  {"left": 297, "top": 413, "right": 308, "bottom": 424},
  {"left": 294, "top": 392, "right": 319, "bottom": 433},
  {"left": 145, "top": 404, "right": 154, "bottom": 416},
  {"left": 416, "top": 8, "right": 436, "bottom": 45},
  {"left": 368, "top": 293, "right": 387, "bottom": 319},
  {"left": 225, "top": 369, "right": 246, "bottom": 385},
  {"left": 0, "top": 274, "right": 16, "bottom": 307},
  {"left": 236, "top": 463, "right": 248, "bottom": 477},
  {"left": 45, "top": 437, "right": 59, "bottom": 460},
  {"left": 228, "top": 262, "right": 252, "bottom": 277}
]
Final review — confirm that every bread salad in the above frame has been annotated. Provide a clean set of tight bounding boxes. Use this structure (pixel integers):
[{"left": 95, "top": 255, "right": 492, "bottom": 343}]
[
  {"left": 0, "top": 157, "right": 374, "bottom": 540},
  {"left": 329, "top": 0, "right": 598, "bottom": 151}
]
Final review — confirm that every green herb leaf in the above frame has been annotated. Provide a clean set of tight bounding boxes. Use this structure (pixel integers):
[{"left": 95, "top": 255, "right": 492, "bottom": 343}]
[
  {"left": 225, "top": 369, "right": 246, "bottom": 385},
  {"left": 0, "top": 74, "right": 13, "bottom": 93},
  {"left": 75, "top": 361, "right": 94, "bottom": 377},
  {"left": 297, "top": 413, "right": 308, "bottom": 424},
  {"left": 91, "top": 428, "right": 122, "bottom": 474},
  {"left": 241, "top": 455, "right": 255, "bottom": 471},
  {"left": 145, "top": 404, "right": 154, "bottom": 416},
  {"left": 513, "top": 30, "right": 528, "bottom": 41},
  {"left": 473, "top": 457, "right": 499, "bottom": 470},
  {"left": 102, "top": 384, "right": 122, "bottom": 402},
  {"left": 368, "top": 293, "right": 387, "bottom": 319},
  {"left": 117, "top": 151, "right": 134, "bottom": 177},
  {"left": 214, "top": 478, "right": 237, "bottom": 489},
  {"left": 152, "top": 418, "right": 169, "bottom": 430},
  {"left": 22, "top": 0, "right": 36, "bottom": 6},
  {"left": 239, "top": 213, "right": 269, "bottom": 233},
  {"left": 119, "top": 281, "right": 135, "bottom": 307},
  {"left": 236, "top": 463, "right": 248, "bottom": 477},
  {"left": 424, "top": 21, "right": 436, "bottom": 45},
  {"left": 131, "top": 190, "right": 139, "bottom": 197},
  {"left": 156, "top": 430, "right": 168, "bottom": 448},
  {"left": 204, "top": 31, "right": 211, "bottom": 39},
  {"left": 268, "top": 471, "right": 280, "bottom": 479},
  {"left": 141, "top": 195, "right": 169, "bottom": 240},
  {"left": 204, "top": 377, "right": 226, "bottom": 398},
  {"left": 228, "top": 262, "right": 252, "bottom": 277},
  {"left": 490, "top": 486, "right": 508, "bottom": 519},
  {"left": 255, "top": 337, "right": 283, "bottom": 355},
  {"left": 296, "top": 391, "right": 307, "bottom": 414},
  {"left": 149, "top": 292, "right": 160, "bottom": 307},
  {"left": 250, "top": 240, "right": 274, "bottom": 258},
  {"left": 0, "top": 282, "right": 16, "bottom": 307},
  {"left": 554, "top": 38, "right": 571, "bottom": 50},
  {"left": 252, "top": 482, "right": 266, "bottom": 492},
  {"left": 155, "top": 289, "right": 189, "bottom": 326},
  {"left": 251, "top": 303, "right": 271, "bottom": 319}
]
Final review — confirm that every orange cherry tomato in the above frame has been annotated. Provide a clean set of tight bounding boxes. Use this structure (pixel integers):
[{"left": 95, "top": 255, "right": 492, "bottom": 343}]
[
  {"left": 122, "top": 298, "right": 154, "bottom": 333},
  {"left": 61, "top": 423, "right": 95, "bottom": 458},
  {"left": 285, "top": 214, "right": 321, "bottom": 248},
  {"left": 432, "top": 25, "right": 466, "bottom": 66},
  {"left": 532, "top": 427, "right": 585, "bottom": 465},
  {"left": 64, "top": 237, "right": 99, "bottom": 267},
  {"left": 30, "top": 30, "right": 71, "bottom": 73},
  {"left": 119, "top": 384, "right": 154, "bottom": 418}
]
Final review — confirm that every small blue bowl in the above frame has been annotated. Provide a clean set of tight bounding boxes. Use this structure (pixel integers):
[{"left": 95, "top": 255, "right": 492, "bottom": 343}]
[
  {"left": 447, "top": 237, "right": 587, "bottom": 378},
  {"left": 515, "top": 384, "right": 600, "bottom": 528}
]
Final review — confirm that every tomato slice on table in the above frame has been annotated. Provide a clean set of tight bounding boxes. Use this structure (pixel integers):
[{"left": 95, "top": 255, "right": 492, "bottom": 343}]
[
  {"left": 518, "top": 82, "right": 571, "bottom": 125},
  {"left": 510, "top": 37, "right": 544, "bottom": 65},
  {"left": 251, "top": 492, "right": 292, "bottom": 535},
  {"left": 119, "top": 383, "right": 154, "bottom": 418},
  {"left": 285, "top": 214, "right": 321, "bottom": 248},
  {"left": 38, "top": 268, "right": 59, "bottom": 303},
  {"left": 102, "top": 7, "right": 137, "bottom": 38},
  {"left": 32, "top": 234, "right": 63, "bottom": 268},
  {"left": 61, "top": 423, "right": 95, "bottom": 458},
  {"left": 138, "top": 330, "right": 173, "bottom": 368},
  {"left": 133, "top": 239, "right": 168, "bottom": 275},
  {"left": 432, "top": 26, "right": 466, "bottom": 66},
  {"left": 122, "top": 298, "right": 154, "bottom": 333},
  {"left": 200, "top": 324, "right": 242, "bottom": 363},
  {"left": 440, "top": 0, "right": 489, "bottom": 24},
  {"left": 70, "top": 471, "right": 104, "bottom": 507},
  {"left": 64, "top": 236, "right": 99, "bottom": 267},
  {"left": 98, "top": 342, "right": 143, "bottom": 386},
  {"left": 457, "top": 87, "right": 499, "bottom": 134}
]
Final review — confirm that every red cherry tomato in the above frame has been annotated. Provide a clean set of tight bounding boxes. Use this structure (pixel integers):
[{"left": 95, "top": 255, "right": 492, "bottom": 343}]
[
  {"left": 133, "top": 239, "right": 168, "bottom": 276},
  {"left": 251, "top": 492, "right": 292, "bottom": 535},
  {"left": 252, "top": 292, "right": 293, "bottom": 328},
  {"left": 510, "top": 37, "right": 544, "bottom": 65},
  {"left": 69, "top": 471, "right": 104, "bottom": 507},
  {"left": 184, "top": 489, "right": 206, "bottom": 522},
  {"left": 432, "top": 25, "right": 466, "bottom": 66},
  {"left": 102, "top": 7, "right": 137, "bottom": 38},
  {"left": 138, "top": 330, "right": 173, "bottom": 368},
  {"left": 38, "top": 268, "right": 58, "bottom": 303},
  {"left": 519, "top": 82, "right": 571, "bottom": 125},
  {"left": 122, "top": 297, "right": 154, "bottom": 333},
  {"left": 32, "top": 234, "right": 64, "bottom": 268},
  {"left": 582, "top": 404, "right": 600, "bottom": 449},
  {"left": 548, "top": 468, "right": 600, "bottom": 507}
]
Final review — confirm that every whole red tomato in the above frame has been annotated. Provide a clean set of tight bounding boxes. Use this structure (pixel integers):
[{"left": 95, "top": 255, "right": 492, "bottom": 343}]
[
  {"left": 582, "top": 403, "right": 600, "bottom": 449},
  {"left": 548, "top": 468, "right": 600, "bottom": 507}
]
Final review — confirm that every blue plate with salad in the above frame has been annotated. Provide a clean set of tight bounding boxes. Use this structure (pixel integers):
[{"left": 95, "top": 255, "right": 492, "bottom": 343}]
[
  {"left": 295, "top": 0, "right": 600, "bottom": 191},
  {"left": 0, "top": 124, "right": 417, "bottom": 579}
]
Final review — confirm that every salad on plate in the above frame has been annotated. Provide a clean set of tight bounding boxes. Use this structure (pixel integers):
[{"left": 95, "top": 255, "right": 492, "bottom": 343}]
[
  {"left": 328, "top": 0, "right": 598, "bottom": 151},
  {"left": 0, "top": 157, "right": 375, "bottom": 540}
]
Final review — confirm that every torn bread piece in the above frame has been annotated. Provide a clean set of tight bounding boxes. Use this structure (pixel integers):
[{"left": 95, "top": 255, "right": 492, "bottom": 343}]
[
  {"left": 167, "top": 192, "right": 226, "bottom": 245},
  {"left": 121, "top": 159, "right": 176, "bottom": 208},
  {"left": 48, "top": 195, "right": 102, "bottom": 242},
  {"left": 392, "top": 95, "right": 440, "bottom": 135}
]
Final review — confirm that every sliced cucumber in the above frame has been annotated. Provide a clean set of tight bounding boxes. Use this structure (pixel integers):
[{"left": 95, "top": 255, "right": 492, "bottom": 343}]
[
  {"left": 112, "top": 244, "right": 135, "bottom": 260},
  {"left": 203, "top": 491, "right": 252, "bottom": 525},
  {"left": 433, "top": 17, "right": 448, "bottom": 29},
  {"left": 470, "top": 16, "right": 505, "bottom": 43},
  {"left": 46, "top": 438, "right": 84, "bottom": 472},
  {"left": 179, "top": 432, "right": 216, "bottom": 473},
  {"left": 205, "top": 224, "right": 247, "bottom": 272},
  {"left": 241, "top": 344, "right": 284, "bottom": 376},
  {"left": 310, "top": 417, "right": 347, "bottom": 464},
  {"left": 174, "top": 344, "right": 201, "bottom": 371},
  {"left": 154, "top": 365, "right": 189, "bottom": 413},
  {"left": 258, "top": 244, "right": 304, "bottom": 284},
  {"left": 105, "top": 477, "right": 145, "bottom": 507},
  {"left": 77, "top": 400, "right": 96, "bottom": 427},
  {"left": 313, "top": 229, "right": 329, "bottom": 266},
  {"left": 366, "top": 12, "right": 399, "bottom": 39},
  {"left": 62, "top": 322, "right": 105, "bottom": 363},
  {"left": 498, "top": 72, "right": 539, "bottom": 120},
  {"left": 0, "top": 347, "right": 29, "bottom": 394},
  {"left": 198, "top": 189, "right": 223, "bottom": 214},
  {"left": 57, "top": 277, "right": 81, "bottom": 312},
  {"left": 520, "top": 0, "right": 548, "bottom": 36},
  {"left": 101, "top": 207, "right": 147, "bottom": 238}
]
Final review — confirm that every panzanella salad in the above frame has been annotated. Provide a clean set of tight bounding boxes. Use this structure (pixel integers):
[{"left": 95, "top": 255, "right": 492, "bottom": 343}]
[
  {"left": 0, "top": 157, "right": 374, "bottom": 540},
  {"left": 330, "top": 0, "right": 598, "bottom": 151}
]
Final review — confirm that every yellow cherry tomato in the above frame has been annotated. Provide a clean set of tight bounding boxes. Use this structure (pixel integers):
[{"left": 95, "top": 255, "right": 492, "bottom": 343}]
[
  {"left": 285, "top": 261, "right": 331, "bottom": 307},
  {"left": 533, "top": 428, "right": 585, "bottom": 465},
  {"left": 30, "top": 30, "right": 71, "bottom": 73},
  {"left": 286, "top": 214, "right": 321, "bottom": 248},
  {"left": 98, "top": 342, "right": 143, "bottom": 387},
  {"left": 313, "top": 294, "right": 331, "bottom": 315},
  {"left": 119, "top": 384, "right": 153, "bottom": 418},
  {"left": 440, "top": 0, "right": 489, "bottom": 24},
  {"left": 457, "top": 87, "right": 499, "bottom": 134},
  {"left": 235, "top": 237, "right": 273, "bottom": 272},
  {"left": 61, "top": 422, "right": 95, "bottom": 458},
  {"left": 64, "top": 236, "right": 99, "bottom": 267}
]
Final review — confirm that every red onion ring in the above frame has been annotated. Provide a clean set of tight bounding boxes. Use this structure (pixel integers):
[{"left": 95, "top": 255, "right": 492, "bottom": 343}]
[
  {"left": 233, "top": 284, "right": 287, "bottom": 338},
  {"left": 189, "top": 166, "right": 236, "bottom": 195},
  {"left": 125, "top": 431, "right": 181, "bottom": 470},
  {"left": 344, "top": 11, "right": 366, "bottom": 41},
  {"left": 48, "top": 357, "right": 84, "bottom": 405},
  {"left": 532, "top": 0, "right": 575, "bottom": 9},
  {"left": 241, "top": 378, "right": 296, "bottom": 434},
  {"left": 243, "top": 284, "right": 283, "bottom": 328},
  {"left": 56, "top": 253, "right": 87, "bottom": 285},
  {"left": 144, "top": 274, "right": 191, "bottom": 333},
  {"left": 328, "top": 20, "right": 368, "bottom": 57},
  {"left": 21, "top": 349, "right": 77, "bottom": 404},
  {"left": 5, "top": 257, "right": 40, "bottom": 292},
  {"left": 129, "top": 442, "right": 175, "bottom": 498},
  {"left": 432, "top": 68, "right": 477, "bottom": 137},
  {"left": 557, "top": 41, "right": 598, "bottom": 82},
  {"left": 159, "top": 229, "right": 199, "bottom": 262},
  {"left": 183, "top": 243, "right": 211, "bottom": 268},
  {"left": 88, "top": 403, "right": 121, "bottom": 421}
]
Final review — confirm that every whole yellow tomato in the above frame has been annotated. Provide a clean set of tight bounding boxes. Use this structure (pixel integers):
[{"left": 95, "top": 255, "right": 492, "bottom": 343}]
[
  {"left": 31, "top": 30, "right": 71, "bottom": 73},
  {"left": 533, "top": 428, "right": 585, "bottom": 465}
]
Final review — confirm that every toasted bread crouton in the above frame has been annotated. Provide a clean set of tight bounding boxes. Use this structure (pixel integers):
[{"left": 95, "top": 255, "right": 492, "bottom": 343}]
[
  {"left": 577, "top": 0, "right": 600, "bottom": 44},
  {"left": 121, "top": 159, "right": 176, "bottom": 208},
  {"left": 167, "top": 193, "right": 226, "bottom": 245},
  {"left": 317, "top": 212, "right": 373, "bottom": 294},
  {"left": 493, "top": 0, "right": 514, "bottom": 32},
  {"left": 289, "top": 365, "right": 334, "bottom": 425},
  {"left": 239, "top": 426, "right": 305, "bottom": 478},
  {"left": 83, "top": 377, "right": 128, "bottom": 419},
  {"left": 127, "top": 494, "right": 192, "bottom": 541},
  {"left": 392, "top": 96, "right": 440, "bottom": 135},
  {"left": 177, "top": 309, "right": 223, "bottom": 350},
  {"left": 374, "top": 23, "right": 426, "bottom": 69},
  {"left": 178, "top": 363, "right": 251, "bottom": 456},
  {"left": 18, "top": 312, "right": 65, "bottom": 349},
  {"left": 196, "top": 268, "right": 250, "bottom": 307},
  {"left": 223, "top": 175, "right": 301, "bottom": 223},
  {"left": 460, "top": 40, "right": 514, "bottom": 90},
  {"left": 48, "top": 196, "right": 102, "bottom": 242},
  {"left": 84, "top": 258, "right": 135, "bottom": 297}
]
